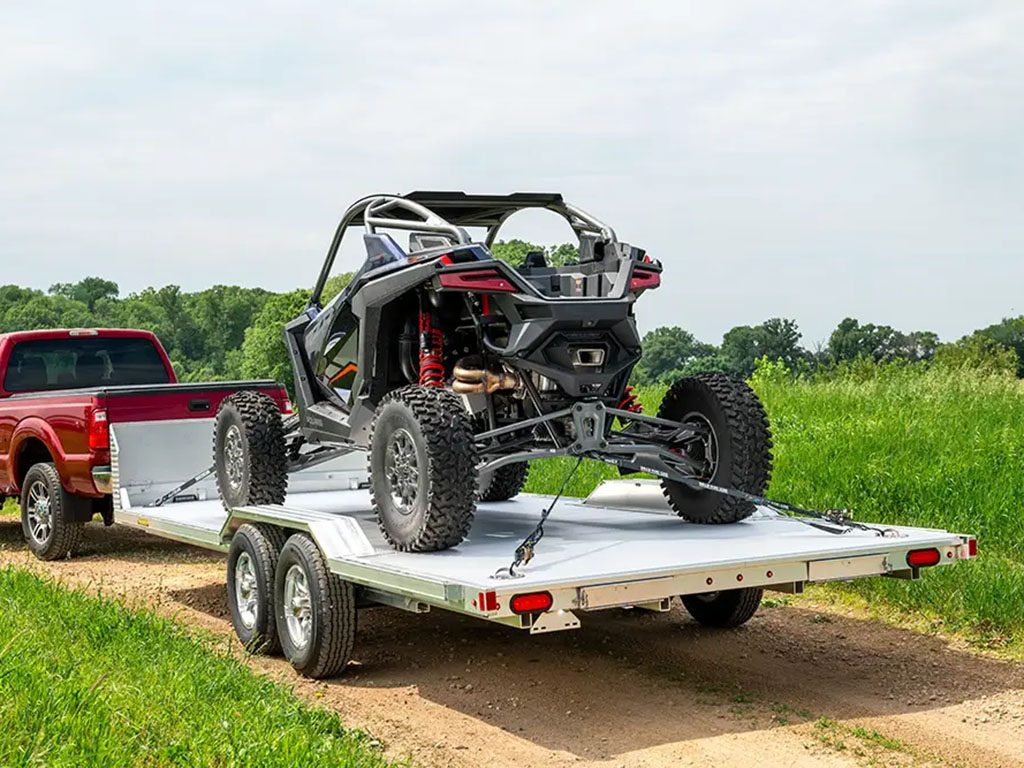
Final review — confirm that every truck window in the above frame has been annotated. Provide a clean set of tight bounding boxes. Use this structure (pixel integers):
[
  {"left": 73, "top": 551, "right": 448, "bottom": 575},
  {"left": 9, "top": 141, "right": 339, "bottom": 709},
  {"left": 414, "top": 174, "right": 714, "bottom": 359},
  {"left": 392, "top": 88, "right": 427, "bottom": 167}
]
[{"left": 4, "top": 337, "right": 171, "bottom": 392}]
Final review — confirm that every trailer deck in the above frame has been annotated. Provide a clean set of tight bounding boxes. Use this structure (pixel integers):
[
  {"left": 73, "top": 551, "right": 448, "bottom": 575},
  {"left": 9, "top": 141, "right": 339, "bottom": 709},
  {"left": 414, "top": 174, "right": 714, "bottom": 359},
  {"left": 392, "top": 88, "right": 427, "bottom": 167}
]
[{"left": 114, "top": 477, "right": 975, "bottom": 633}]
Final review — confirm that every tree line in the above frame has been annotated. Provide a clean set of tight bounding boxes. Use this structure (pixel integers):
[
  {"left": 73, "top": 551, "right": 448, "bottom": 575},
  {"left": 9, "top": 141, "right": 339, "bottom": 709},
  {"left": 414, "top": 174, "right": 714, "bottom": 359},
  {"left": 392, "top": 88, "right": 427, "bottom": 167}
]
[{"left": 1, "top": 241, "right": 1021, "bottom": 391}]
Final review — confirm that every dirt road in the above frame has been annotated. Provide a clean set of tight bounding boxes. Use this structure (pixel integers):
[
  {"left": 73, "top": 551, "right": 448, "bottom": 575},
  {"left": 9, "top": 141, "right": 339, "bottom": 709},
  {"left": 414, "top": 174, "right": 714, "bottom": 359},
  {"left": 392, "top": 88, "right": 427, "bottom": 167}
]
[{"left": 1, "top": 519, "right": 1021, "bottom": 768}]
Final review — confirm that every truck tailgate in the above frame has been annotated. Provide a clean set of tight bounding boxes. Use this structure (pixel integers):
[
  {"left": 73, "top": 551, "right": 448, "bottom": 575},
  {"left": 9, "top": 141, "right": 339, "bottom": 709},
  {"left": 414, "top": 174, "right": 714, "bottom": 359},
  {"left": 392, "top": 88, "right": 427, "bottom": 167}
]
[{"left": 101, "top": 381, "right": 286, "bottom": 422}]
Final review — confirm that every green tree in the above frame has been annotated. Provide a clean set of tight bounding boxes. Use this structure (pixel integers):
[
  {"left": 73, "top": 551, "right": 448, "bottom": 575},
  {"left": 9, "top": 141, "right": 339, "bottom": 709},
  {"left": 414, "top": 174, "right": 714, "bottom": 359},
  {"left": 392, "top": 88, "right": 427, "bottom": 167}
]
[
  {"left": 828, "top": 318, "right": 938, "bottom": 363},
  {"left": 633, "top": 326, "right": 716, "bottom": 384},
  {"left": 491, "top": 239, "right": 578, "bottom": 267},
  {"left": 49, "top": 277, "right": 119, "bottom": 311},
  {"left": 975, "top": 316, "right": 1024, "bottom": 376},
  {"left": 933, "top": 334, "right": 1019, "bottom": 377},
  {"left": 720, "top": 318, "right": 805, "bottom": 378}
]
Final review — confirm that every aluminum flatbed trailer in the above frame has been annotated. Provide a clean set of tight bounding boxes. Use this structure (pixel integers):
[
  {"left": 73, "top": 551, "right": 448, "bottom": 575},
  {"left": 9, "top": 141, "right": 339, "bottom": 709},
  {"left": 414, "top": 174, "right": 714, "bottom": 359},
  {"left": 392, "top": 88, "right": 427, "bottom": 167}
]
[{"left": 110, "top": 418, "right": 978, "bottom": 679}]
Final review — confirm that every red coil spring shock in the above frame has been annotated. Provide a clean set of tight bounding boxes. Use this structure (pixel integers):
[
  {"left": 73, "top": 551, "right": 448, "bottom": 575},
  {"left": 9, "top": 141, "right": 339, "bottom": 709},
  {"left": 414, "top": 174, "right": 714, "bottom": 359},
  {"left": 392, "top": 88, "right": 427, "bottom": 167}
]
[
  {"left": 418, "top": 310, "right": 445, "bottom": 387},
  {"left": 618, "top": 385, "right": 643, "bottom": 414}
]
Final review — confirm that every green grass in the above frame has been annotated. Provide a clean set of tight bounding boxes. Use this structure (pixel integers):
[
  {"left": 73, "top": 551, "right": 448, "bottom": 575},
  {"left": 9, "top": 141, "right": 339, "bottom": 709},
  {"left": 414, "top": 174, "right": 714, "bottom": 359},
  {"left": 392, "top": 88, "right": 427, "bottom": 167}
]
[
  {"left": 526, "top": 366, "right": 1024, "bottom": 646},
  {"left": 0, "top": 566, "right": 398, "bottom": 768}
]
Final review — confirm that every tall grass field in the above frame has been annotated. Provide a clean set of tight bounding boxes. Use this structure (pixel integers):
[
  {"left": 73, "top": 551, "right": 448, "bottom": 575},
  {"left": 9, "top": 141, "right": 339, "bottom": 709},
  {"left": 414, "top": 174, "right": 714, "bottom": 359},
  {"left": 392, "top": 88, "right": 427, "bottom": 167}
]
[
  {"left": 526, "top": 364, "right": 1024, "bottom": 645},
  {"left": 0, "top": 567, "right": 397, "bottom": 767}
]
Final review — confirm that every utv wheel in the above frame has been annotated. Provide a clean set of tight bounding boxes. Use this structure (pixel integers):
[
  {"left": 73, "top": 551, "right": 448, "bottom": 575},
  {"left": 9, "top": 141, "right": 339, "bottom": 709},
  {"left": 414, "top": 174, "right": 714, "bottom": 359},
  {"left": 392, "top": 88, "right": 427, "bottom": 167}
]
[
  {"left": 214, "top": 391, "right": 288, "bottom": 510},
  {"left": 478, "top": 462, "right": 529, "bottom": 502},
  {"left": 227, "top": 524, "right": 288, "bottom": 655},
  {"left": 274, "top": 534, "right": 355, "bottom": 678},
  {"left": 682, "top": 588, "right": 763, "bottom": 628},
  {"left": 20, "top": 462, "right": 85, "bottom": 561},
  {"left": 368, "top": 385, "right": 478, "bottom": 552},
  {"left": 658, "top": 372, "right": 772, "bottom": 524}
]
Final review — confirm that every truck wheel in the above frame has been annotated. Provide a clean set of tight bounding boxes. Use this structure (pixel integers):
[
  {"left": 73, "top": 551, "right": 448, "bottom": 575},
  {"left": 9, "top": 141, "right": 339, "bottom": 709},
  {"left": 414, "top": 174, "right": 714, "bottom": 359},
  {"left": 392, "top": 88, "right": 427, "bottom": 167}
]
[
  {"left": 274, "top": 534, "right": 355, "bottom": 678},
  {"left": 478, "top": 462, "right": 530, "bottom": 502},
  {"left": 368, "top": 385, "right": 478, "bottom": 551},
  {"left": 227, "top": 523, "right": 288, "bottom": 655},
  {"left": 658, "top": 372, "right": 772, "bottom": 524},
  {"left": 681, "top": 588, "right": 763, "bottom": 628},
  {"left": 20, "top": 462, "right": 85, "bottom": 561},
  {"left": 214, "top": 391, "right": 288, "bottom": 511}
]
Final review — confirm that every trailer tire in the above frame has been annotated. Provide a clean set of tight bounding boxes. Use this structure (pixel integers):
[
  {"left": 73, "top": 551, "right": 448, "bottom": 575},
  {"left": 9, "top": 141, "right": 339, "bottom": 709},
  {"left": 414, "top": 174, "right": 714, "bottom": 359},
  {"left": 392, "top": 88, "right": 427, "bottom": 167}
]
[
  {"left": 368, "top": 385, "right": 478, "bottom": 552},
  {"left": 478, "top": 462, "right": 529, "bottom": 502},
  {"left": 20, "top": 462, "right": 85, "bottom": 561},
  {"left": 227, "top": 524, "right": 288, "bottom": 655},
  {"left": 681, "top": 588, "right": 763, "bottom": 628},
  {"left": 214, "top": 391, "right": 288, "bottom": 511},
  {"left": 658, "top": 372, "right": 772, "bottom": 524},
  {"left": 274, "top": 534, "right": 355, "bottom": 678}
]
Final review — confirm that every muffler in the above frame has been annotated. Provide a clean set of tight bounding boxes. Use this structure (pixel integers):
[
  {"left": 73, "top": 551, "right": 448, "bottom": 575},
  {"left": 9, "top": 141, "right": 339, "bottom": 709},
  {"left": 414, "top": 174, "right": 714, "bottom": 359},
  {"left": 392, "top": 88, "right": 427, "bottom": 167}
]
[{"left": 452, "top": 356, "right": 520, "bottom": 395}]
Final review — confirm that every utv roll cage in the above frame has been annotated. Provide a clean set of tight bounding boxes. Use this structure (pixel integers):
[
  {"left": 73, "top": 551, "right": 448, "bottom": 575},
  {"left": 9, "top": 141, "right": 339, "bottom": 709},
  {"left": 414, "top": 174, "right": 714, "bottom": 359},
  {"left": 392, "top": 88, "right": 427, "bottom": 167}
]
[{"left": 310, "top": 191, "right": 617, "bottom": 307}]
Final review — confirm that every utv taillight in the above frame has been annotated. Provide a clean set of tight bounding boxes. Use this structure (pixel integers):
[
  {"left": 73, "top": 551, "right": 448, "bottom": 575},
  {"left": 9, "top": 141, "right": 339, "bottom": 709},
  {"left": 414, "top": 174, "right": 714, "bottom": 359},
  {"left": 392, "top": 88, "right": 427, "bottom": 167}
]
[
  {"left": 88, "top": 408, "right": 109, "bottom": 450},
  {"left": 438, "top": 268, "right": 518, "bottom": 293},
  {"left": 629, "top": 268, "right": 661, "bottom": 292}
]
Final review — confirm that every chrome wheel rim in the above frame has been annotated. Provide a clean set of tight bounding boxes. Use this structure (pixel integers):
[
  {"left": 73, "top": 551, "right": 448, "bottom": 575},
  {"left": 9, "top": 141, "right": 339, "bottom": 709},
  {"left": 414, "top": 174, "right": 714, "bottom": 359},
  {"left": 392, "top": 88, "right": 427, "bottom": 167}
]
[
  {"left": 234, "top": 552, "right": 258, "bottom": 630},
  {"left": 283, "top": 564, "right": 312, "bottom": 649},
  {"left": 224, "top": 425, "right": 245, "bottom": 491},
  {"left": 26, "top": 480, "right": 52, "bottom": 544},
  {"left": 680, "top": 412, "right": 719, "bottom": 481},
  {"left": 384, "top": 427, "right": 419, "bottom": 515}
]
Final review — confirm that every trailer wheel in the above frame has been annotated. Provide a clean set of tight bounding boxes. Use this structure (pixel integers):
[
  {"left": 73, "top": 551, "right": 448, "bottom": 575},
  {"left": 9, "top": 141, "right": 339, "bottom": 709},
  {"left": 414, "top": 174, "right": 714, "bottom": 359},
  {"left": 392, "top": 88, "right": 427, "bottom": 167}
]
[
  {"left": 227, "top": 524, "right": 288, "bottom": 654},
  {"left": 20, "top": 462, "right": 85, "bottom": 561},
  {"left": 368, "top": 385, "right": 478, "bottom": 551},
  {"left": 681, "top": 588, "right": 763, "bottom": 628},
  {"left": 274, "top": 534, "right": 355, "bottom": 678},
  {"left": 658, "top": 372, "right": 772, "bottom": 524},
  {"left": 478, "top": 462, "right": 530, "bottom": 502},
  {"left": 214, "top": 391, "right": 288, "bottom": 511}
]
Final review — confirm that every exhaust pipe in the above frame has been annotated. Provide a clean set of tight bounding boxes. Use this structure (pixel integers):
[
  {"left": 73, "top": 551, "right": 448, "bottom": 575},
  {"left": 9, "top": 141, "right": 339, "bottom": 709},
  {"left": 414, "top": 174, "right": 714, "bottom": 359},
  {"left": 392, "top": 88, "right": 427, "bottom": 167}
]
[{"left": 452, "top": 356, "right": 520, "bottom": 395}]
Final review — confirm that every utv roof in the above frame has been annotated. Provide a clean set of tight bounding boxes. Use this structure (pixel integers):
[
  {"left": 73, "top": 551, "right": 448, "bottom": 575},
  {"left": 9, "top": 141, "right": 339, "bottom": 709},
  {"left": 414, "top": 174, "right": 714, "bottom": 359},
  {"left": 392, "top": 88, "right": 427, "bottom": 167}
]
[{"left": 400, "top": 191, "right": 566, "bottom": 228}]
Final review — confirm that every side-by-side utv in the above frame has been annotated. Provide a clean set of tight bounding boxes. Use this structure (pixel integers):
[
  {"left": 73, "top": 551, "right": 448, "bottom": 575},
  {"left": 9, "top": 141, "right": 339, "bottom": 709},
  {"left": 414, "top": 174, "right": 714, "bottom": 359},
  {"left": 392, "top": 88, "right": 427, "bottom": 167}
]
[{"left": 213, "top": 192, "right": 772, "bottom": 552}]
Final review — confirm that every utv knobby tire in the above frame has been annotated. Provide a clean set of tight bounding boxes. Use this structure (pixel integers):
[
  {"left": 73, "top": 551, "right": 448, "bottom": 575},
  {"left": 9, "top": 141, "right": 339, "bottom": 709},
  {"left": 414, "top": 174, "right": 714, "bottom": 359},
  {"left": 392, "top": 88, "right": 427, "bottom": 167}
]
[
  {"left": 658, "top": 372, "right": 772, "bottom": 524},
  {"left": 226, "top": 523, "right": 288, "bottom": 655},
  {"left": 20, "top": 462, "right": 85, "bottom": 561},
  {"left": 682, "top": 588, "right": 763, "bottom": 628},
  {"left": 274, "top": 534, "right": 355, "bottom": 679},
  {"left": 368, "top": 385, "right": 478, "bottom": 552},
  {"left": 479, "top": 462, "right": 529, "bottom": 502},
  {"left": 214, "top": 391, "right": 287, "bottom": 511}
]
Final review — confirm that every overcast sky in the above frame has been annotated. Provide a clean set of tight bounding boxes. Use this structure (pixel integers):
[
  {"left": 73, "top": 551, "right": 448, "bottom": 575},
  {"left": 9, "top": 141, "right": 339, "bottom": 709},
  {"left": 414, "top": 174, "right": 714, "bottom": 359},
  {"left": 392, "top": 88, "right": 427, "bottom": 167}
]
[{"left": 2, "top": 2, "right": 1021, "bottom": 347}]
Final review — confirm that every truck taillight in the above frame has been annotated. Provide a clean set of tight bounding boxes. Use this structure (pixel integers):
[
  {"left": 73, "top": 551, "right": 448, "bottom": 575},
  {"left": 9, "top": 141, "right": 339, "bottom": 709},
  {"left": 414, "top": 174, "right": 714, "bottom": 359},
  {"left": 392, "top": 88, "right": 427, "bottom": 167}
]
[
  {"left": 282, "top": 398, "right": 294, "bottom": 415},
  {"left": 88, "top": 408, "right": 109, "bottom": 450}
]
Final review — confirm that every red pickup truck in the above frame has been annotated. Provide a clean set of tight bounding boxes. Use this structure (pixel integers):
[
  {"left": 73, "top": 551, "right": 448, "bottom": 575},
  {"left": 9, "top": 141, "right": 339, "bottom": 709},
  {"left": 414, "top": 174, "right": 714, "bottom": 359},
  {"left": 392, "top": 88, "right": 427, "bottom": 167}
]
[{"left": 0, "top": 328, "right": 289, "bottom": 560}]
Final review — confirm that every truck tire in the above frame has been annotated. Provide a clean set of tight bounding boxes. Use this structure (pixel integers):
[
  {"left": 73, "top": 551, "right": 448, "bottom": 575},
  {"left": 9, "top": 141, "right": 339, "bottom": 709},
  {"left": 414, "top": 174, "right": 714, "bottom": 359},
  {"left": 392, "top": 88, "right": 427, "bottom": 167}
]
[
  {"left": 227, "top": 523, "right": 288, "bottom": 654},
  {"left": 478, "top": 462, "right": 529, "bottom": 502},
  {"left": 681, "top": 588, "right": 763, "bottom": 628},
  {"left": 214, "top": 391, "right": 288, "bottom": 511},
  {"left": 20, "top": 462, "right": 85, "bottom": 561},
  {"left": 658, "top": 372, "right": 772, "bottom": 524},
  {"left": 368, "top": 385, "right": 478, "bottom": 552},
  {"left": 274, "top": 534, "right": 355, "bottom": 678}
]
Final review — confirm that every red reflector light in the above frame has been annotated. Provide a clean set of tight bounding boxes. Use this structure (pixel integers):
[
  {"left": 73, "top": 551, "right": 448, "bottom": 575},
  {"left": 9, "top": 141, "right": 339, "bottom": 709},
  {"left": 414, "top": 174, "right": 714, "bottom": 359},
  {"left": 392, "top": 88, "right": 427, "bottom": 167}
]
[
  {"left": 629, "top": 268, "right": 661, "bottom": 292},
  {"left": 475, "top": 591, "right": 498, "bottom": 612},
  {"left": 968, "top": 538, "right": 977, "bottom": 558},
  {"left": 438, "top": 269, "right": 518, "bottom": 293},
  {"left": 510, "top": 591, "right": 553, "bottom": 614},
  {"left": 906, "top": 548, "right": 941, "bottom": 567},
  {"left": 88, "top": 408, "right": 109, "bottom": 450}
]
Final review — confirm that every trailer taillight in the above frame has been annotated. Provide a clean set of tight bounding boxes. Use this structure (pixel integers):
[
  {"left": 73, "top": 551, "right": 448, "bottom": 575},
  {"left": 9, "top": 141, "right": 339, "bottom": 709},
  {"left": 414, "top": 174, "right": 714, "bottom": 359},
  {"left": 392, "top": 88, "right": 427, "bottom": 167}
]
[
  {"left": 438, "top": 269, "right": 518, "bottom": 293},
  {"left": 968, "top": 538, "right": 978, "bottom": 558},
  {"left": 510, "top": 591, "right": 553, "bottom": 614},
  {"left": 88, "top": 408, "right": 109, "bottom": 450},
  {"left": 906, "top": 548, "right": 941, "bottom": 568}
]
